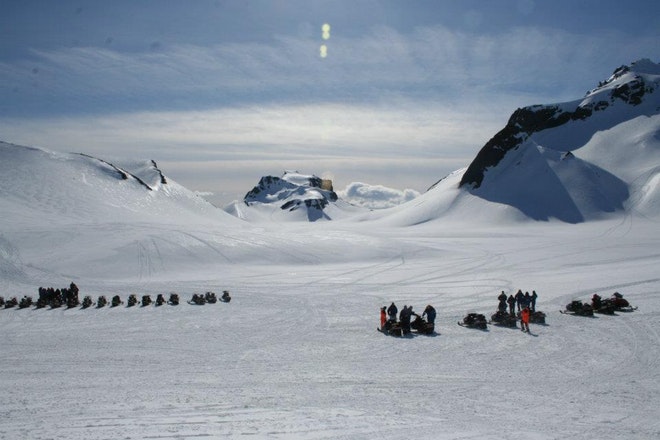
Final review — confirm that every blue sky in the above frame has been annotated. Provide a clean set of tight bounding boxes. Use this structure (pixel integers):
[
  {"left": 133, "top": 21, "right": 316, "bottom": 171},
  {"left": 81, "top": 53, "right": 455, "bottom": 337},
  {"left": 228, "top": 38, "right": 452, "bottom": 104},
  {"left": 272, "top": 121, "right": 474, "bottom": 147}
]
[{"left": 1, "top": 0, "right": 658, "bottom": 206}]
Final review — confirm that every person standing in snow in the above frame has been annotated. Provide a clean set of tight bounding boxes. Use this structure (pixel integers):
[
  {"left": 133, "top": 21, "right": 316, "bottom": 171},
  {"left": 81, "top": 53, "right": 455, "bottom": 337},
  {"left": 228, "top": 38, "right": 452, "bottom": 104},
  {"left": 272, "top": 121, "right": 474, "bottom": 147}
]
[
  {"left": 531, "top": 290, "right": 538, "bottom": 312},
  {"left": 387, "top": 302, "right": 398, "bottom": 322},
  {"left": 497, "top": 291, "right": 508, "bottom": 313},
  {"left": 520, "top": 306, "right": 531, "bottom": 333},
  {"left": 507, "top": 294, "right": 516, "bottom": 316},
  {"left": 515, "top": 289, "right": 524, "bottom": 312},
  {"left": 422, "top": 304, "right": 436, "bottom": 324},
  {"left": 380, "top": 306, "right": 387, "bottom": 330},
  {"left": 399, "top": 305, "right": 412, "bottom": 334}
]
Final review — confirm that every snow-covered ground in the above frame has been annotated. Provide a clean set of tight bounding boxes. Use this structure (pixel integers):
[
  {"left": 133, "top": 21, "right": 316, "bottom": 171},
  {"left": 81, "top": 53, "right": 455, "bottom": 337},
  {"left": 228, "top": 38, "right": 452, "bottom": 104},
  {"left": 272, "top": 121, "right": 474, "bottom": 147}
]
[{"left": 1, "top": 141, "right": 659, "bottom": 439}]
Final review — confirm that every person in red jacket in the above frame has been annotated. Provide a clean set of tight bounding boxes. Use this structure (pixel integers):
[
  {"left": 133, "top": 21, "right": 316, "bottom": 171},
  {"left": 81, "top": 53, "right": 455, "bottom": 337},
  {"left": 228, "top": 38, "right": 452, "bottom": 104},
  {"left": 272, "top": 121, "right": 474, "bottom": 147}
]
[
  {"left": 380, "top": 306, "right": 387, "bottom": 330},
  {"left": 520, "top": 306, "right": 531, "bottom": 333}
]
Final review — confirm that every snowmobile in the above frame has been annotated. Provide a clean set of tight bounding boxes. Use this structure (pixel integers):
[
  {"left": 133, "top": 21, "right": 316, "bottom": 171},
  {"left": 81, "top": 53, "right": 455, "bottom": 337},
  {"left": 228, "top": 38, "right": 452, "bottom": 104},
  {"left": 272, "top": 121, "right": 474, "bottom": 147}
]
[
  {"left": 591, "top": 294, "right": 616, "bottom": 315},
  {"left": 168, "top": 293, "right": 180, "bottom": 305},
  {"left": 81, "top": 296, "right": 94, "bottom": 309},
  {"left": 458, "top": 313, "right": 488, "bottom": 330},
  {"left": 111, "top": 295, "right": 123, "bottom": 307},
  {"left": 220, "top": 290, "right": 231, "bottom": 303},
  {"left": 411, "top": 314, "right": 435, "bottom": 335},
  {"left": 378, "top": 319, "right": 404, "bottom": 337},
  {"left": 127, "top": 294, "right": 138, "bottom": 307},
  {"left": 515, "top": 310, "right": 546, "bottom": 324},
  {"left": 141, "top": 295, "right": 152, "bottom": 307},
  {"left": 561, "top": 300, "right": 593, "bottom": 316},
  {"left": 189, "top": 293, "right": 206, "bottom": 305},
  {"left": 97, "top": 295, "right": 108, "bottom": 308},
  {"left": 155, "top": 294, "right": 166, "bottom": 306},
  {"left": 18, "top": 296, "right": 33, "bottom": 309},
  {"left": 205, "top": 291, "right": 217, "bottom": 304},
  {"left": 4, "top": 297, "right": 18, "bottom": 309},
  {"left": 490, "top": 310, "right": 517, "bottom": 328},
  {"left": 610, "top": 292, "right": 636, "bottom": 312}
]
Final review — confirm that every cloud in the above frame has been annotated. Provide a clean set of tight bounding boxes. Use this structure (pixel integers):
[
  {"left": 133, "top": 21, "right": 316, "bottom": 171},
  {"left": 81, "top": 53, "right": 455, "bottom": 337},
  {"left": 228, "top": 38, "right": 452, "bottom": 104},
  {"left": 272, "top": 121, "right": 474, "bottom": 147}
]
[
  {"left": 338, "top": 182, "right": 420, "bottom": 209},
  {"left": 2, "top": 23, "right": 657, "bottom": 117}
]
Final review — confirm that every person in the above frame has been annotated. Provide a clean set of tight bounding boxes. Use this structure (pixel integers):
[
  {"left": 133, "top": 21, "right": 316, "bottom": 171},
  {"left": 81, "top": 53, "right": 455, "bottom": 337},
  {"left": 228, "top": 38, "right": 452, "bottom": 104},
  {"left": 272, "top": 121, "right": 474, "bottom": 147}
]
[
  {"left": 515, "top": 289, "right": 524, "bottom": 312},
  {"left": 592, "top": 294, "right": 602, "bottom": 310},
  {"left": 422, "top": 305, "right": 436, "bottom": 324},
  {"left": 531, "top": 290, "right": 538, "bottom": 312},
  {"left": 507, "top": 294, "right": 516, "bottom": 315},
  {"left": 380, "top": 306, "right": 387, "bottom": 330},
  {"left": 523, "top": 292, "right": 531, "bottom": 309},
  {"left": 399, "top": 305, "right": 413, "bottom": 334},
  {"left": 520, "top": 306, "right": 530, "bottom": 333},
  {"left": 497, "top": 291, "right": 508, "bottom": 313},
  {"left": 387, "top": 302, "right": 398, "bottom": 322}
]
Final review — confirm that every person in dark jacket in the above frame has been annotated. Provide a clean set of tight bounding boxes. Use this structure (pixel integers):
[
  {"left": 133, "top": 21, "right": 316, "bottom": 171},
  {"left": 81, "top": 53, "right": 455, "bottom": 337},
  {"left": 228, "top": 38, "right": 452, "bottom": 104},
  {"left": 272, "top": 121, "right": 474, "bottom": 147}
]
[
  {"left": 422, "top": 305, "right": 436, "bottom": 324},
  {"left": 507, "top": 294, "right": 516, "bottom": 315},
  {"left": 531, "top": 291, "right": 538, "bottom": 312},
  {"left": 399, "top": 305, "right": 413, "bottom": 334},
  {"left": 497, "top": 291, "right": 508, "bottom": 312},
  {"left": 387, "top": 302, "right": 398, "bottom": 322},
  {"left": 515, "top": 289, "right": 524, "bottom": 312}
]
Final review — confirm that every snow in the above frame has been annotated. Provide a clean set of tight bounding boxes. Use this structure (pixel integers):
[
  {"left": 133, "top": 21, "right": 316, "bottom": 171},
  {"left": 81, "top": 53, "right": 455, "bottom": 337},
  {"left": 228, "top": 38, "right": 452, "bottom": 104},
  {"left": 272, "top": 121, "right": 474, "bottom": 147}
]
[{"left": 1, "top": 139, "right": 659, "bottom": 440}]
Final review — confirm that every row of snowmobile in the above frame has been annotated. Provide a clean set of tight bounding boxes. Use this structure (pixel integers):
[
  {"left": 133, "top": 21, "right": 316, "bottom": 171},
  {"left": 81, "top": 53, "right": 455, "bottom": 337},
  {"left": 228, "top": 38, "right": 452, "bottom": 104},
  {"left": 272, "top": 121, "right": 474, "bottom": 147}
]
[
  {"left": 0, "top": 290, "right": 231, "bottom": 310},
  {"left": 458, "top": 309, "right": 547, "bottom": 330},
  {"left": 560, "top": 292, "right": 636, "bottom": 316},
  {"left": 379, "top": 314, "right": 435, "bottom": 337}
]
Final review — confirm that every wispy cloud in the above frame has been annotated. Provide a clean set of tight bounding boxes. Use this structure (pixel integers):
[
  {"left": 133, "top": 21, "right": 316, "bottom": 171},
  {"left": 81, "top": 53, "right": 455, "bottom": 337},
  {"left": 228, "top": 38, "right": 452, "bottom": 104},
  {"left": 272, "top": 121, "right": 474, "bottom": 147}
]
[{"left": 1, "top": 22, "right": 657, "bottom": 204}]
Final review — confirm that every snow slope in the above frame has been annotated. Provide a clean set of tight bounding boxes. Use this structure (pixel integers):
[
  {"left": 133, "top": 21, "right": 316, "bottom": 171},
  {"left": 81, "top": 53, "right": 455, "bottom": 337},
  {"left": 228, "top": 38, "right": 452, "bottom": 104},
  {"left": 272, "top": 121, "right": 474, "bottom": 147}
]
[
  {"left": 1, "top": 140, "right": 659, "bottom": 439},
  {"left": 457, "top": 59, "right": 660, "bottom": 223}
]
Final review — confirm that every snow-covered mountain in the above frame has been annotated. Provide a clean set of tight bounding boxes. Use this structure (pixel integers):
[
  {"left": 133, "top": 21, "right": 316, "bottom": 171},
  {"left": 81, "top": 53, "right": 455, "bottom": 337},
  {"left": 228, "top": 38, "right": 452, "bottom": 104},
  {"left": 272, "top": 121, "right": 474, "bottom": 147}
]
[
  {"left": 456, "top": 58, "right": 660, "bottom": 223},
  {"left": 224, "top": 171, "right": 368, "bottom": 221},
  {"left": 1, "top": 64, "right": 660, "bottom": 440}
]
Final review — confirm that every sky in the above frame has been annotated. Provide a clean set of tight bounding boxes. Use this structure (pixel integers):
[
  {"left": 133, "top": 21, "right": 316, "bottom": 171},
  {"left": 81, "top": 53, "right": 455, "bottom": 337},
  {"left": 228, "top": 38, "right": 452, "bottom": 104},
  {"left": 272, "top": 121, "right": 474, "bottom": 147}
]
[{"left": 1, "top": 0, "right": 658, "bottom": 207}]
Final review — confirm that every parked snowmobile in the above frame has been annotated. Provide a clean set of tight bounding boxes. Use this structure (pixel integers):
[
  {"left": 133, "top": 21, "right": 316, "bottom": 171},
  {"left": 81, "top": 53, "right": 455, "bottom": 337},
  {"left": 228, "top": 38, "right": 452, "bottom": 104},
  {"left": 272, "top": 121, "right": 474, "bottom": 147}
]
[
  {"left": 220, "top": 290, "right": 231, "bottom": 303},
  {"left": 378, "top": 319, "right": 404, "bottom": 337},
  {"left": 155, "top": 294, "right": 166, "bottom": 306},
  {"left": 18, "top": 296, "right": 33, "bottom": 309},
  {"left": 189, "top": 294, "right": 206, "bottom": 305},
  {"left": 205, "top": 291, "right": 217, "bottom": 304},
  {"left": 81, "top": 295, "right": 94, "bottom": 309},
  {"left": 97, "top": 296, "right": 108, "bottom": 308},
  {"left": 141, "top": 295, "right": 152, "bottom": 307},
  {"left": 459, "top": 313, "right": 488, "bottom": 330},
  {"left": 411, "top": 314, "right": 435, "bottom": 334},
  {"left": 111, "top": 295, "right": 123, "bottom": 307},
  {"left": 591, "top": 294, "right": 616, "bottom": 315},
  {"left": 168, "top": 293, "right": 180, "bottom": 305},
  {"left": 610, "top": 292, "right": 636, "bottom": 312},
  {"left": 127, "top": 294, "right": 138, "bottom": 307},
  {"left": 490, "top": 310, "right": 517, "bottom": 328},
  {"left": 562, "top": 300, "right": 593, "bottom": 316}
]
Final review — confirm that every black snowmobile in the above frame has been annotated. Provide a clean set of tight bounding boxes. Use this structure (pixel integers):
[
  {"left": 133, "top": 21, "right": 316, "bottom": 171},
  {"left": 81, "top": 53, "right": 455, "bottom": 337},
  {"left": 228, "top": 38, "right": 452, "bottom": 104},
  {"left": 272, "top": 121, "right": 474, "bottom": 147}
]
[
  {"left": 610, "top": 292, "right": 636, "bottom": 312},
  {"left": 458, "top": 313, "right": 488, "bottom": 330},
  {"left": 490, "top": 310, "right": 517, "bottom": 328},
  {"left": 591, "top": 294, "right": 616, "bottom": 315},
  {"left": 561, "top": 300, "right": 594, "bottom": 316},
  {"left": 378, "top": 319, "right": 404, "bottom": 337},
  {"left": 411, "top": 314, "right": 435, "bottom": 335}
]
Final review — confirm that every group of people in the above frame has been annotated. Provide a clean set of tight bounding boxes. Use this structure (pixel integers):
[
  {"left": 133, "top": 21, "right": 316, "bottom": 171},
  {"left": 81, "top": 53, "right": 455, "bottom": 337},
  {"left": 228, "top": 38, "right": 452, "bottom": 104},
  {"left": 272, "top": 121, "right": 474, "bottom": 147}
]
[
  {"left": 497, "top": 289, "right": 539, "bottom": 332},
  {"left": 380, "top": 302, "right": 436, "bottom": 333},
  {"left": 498, "top": 290, "right": 538, "bottom": 313}
]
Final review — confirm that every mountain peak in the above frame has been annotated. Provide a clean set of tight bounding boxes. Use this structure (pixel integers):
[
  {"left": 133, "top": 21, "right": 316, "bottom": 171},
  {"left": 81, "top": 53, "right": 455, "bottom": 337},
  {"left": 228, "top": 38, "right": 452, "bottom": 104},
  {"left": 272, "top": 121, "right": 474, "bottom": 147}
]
[{"left": 455, "top": 59, "right": 660, "bottom": 223}]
